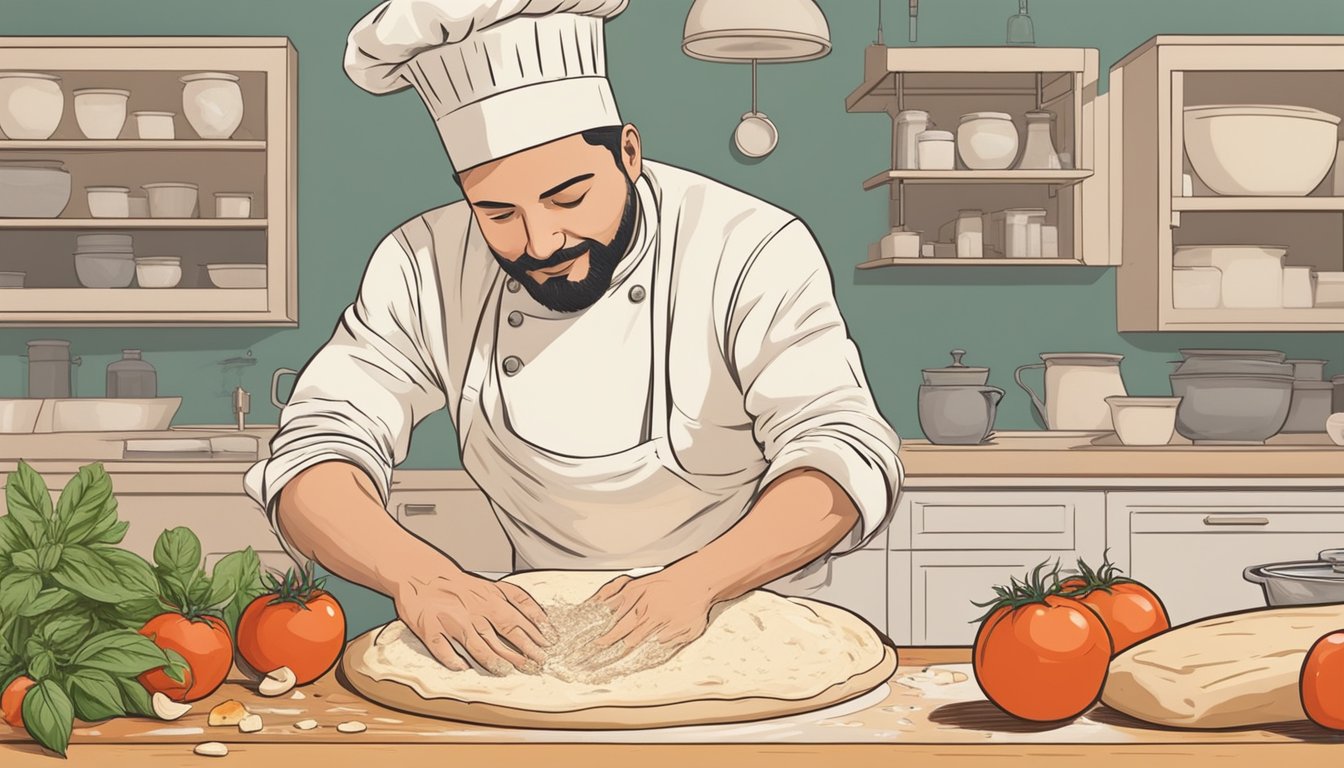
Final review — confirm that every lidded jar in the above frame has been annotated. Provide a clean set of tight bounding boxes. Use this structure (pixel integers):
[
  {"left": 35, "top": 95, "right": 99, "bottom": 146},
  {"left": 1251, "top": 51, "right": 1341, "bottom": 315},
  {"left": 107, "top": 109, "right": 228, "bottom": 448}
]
[
  {"left": 1018, "top": 110, "right": 1062, "bottom": 170},
  {"left": 107, "top": 349, "right": 157, "bottom": 398}
]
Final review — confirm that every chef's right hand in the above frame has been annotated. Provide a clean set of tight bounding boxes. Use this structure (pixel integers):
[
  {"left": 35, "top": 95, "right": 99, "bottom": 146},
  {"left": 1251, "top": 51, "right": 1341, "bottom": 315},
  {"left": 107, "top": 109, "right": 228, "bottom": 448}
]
[{"left": 395, "top": 569, "right": 557, "bottom": 675}]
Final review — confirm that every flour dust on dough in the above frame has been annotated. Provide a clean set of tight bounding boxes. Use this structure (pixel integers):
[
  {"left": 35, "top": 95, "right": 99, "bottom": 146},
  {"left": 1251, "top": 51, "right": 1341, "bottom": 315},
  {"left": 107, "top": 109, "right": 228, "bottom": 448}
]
[{"left": 355, "top": 569, "right": 887, "bottom": 712}]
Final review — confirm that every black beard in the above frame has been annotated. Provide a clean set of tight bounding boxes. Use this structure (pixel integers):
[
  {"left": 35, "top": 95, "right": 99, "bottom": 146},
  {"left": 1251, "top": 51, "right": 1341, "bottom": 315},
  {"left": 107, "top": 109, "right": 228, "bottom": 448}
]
[{"left": 492, "top": 181, "right": 638, "bottom": 313}]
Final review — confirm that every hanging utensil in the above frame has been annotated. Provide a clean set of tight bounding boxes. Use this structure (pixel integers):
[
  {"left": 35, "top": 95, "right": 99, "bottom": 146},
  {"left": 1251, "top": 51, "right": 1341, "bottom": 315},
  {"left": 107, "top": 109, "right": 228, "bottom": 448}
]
[{"left": 734, "top": 60, "right": 778, "bottom": 158}]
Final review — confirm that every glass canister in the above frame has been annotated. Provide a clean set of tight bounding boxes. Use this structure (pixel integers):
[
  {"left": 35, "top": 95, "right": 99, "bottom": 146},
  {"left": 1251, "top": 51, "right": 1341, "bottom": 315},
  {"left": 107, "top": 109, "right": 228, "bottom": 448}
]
[
  {"left": 26, "top": 339, "right": 79, "bottom": 398},
  {"left": 894, "top": 110, "right": 930, "bottom": 170},
  {"left": 955, "top": 209, "right": 984, "bottom": 259},
  {"left": 106, "top": 349, "right": 157, "bottom": 398},
  {"left": 1018, "top": 110, "right": 1062, "bottom": 170}
]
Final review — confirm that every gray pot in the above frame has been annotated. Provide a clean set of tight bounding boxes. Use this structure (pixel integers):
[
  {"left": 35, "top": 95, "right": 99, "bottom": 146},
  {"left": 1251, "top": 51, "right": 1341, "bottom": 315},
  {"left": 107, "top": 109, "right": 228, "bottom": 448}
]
[
  {"left": 1169, "top": 373, "right": 1292, "bottom": 443},
  {"left": 1245, "top": 549, "right": 1344, "bottom": 606},
  {"left": 918, "top": 384, "right": 1003, "bottom": 445}
]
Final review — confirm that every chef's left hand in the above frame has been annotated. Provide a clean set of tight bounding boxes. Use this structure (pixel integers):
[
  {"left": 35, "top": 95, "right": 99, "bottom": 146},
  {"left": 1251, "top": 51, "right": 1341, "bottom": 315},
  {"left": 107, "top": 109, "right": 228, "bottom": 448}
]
[{"left": 581, "top": 570, "right": 718, "bottom": 662}]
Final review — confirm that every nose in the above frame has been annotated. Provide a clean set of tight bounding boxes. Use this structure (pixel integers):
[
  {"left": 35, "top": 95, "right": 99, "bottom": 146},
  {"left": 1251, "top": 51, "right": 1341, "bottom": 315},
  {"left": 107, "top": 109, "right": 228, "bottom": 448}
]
[{"left": 522, "top": 211, "right": 566, "bottom": 261}]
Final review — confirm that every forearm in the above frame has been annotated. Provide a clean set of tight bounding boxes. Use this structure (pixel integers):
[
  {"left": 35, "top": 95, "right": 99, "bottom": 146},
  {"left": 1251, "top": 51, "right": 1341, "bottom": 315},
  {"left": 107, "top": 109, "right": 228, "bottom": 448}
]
[
  {"left": 275, "top": 460, "right": 466, "bottom": 597},
  {"left": 664, "top": 467, "right": 860, "bottom": 604}
]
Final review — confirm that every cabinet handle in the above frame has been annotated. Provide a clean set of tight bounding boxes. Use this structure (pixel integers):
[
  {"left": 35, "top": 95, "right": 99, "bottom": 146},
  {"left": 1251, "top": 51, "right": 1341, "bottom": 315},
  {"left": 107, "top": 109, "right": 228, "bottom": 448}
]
[
  {"left": 402, "top": 503, "right": 437, "bottom": 517},
  {"left": 1203, "top": 515, "right": 1269, "bottom": 526}
]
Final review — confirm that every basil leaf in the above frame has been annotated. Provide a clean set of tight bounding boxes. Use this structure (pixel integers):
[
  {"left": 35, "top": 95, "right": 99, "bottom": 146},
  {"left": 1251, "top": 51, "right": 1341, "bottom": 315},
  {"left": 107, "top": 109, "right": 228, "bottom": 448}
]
[
  {"left": 163, "top": 648, "right": 189, "bottom": 685},
  {"left": 69, "top": 629, "right": 168, "bottom": 677},
  {"left": 38, "top": 614, "right": 93, "bottom": 657},
  {"left": 10, "top": 548, "right": 39, "bottom": 573},
  {"left": 118, "top": 597, "right": 163, "bottom": 628},
  {"left": 0, "top": 515, "right": 23, "bottom": 555},
  {"left": 5, "top": 461, "right": 53, "bottom": 547},
  {"left": 83, "top": 518, "right": 129, "bottom": 548},
  {"left": 36, "top": 543, "right": 63, "bottom": 573},
  {"left": 0, "top": 572, "right": 42, "bottom": 616},
  {"left": 115, "top": 675, "right": 153, "bottom": 717},
  {"left": 153, "top": 527, "right": 201, "bottom": 578},
  {"left": 55, "top": 464, "right": 114, "bottom": 545},
  {"left": 22, "top": 679, "right": 75, "bottom": 756},
  {"left": 68, "top": 667, "right": 126, "bottom": 722},
  {"left": 188, "top": 574, "right": 212, "bottom": 607},
  {"left": 98, "top": 547, "right": 159, "bottom": 600},
  {"left": 221, "top": 548, "right": 264, "bottom": 632},
  {"left": 208, "top": 549, "right": 257, "bottom": 608},
  {"left": 51, "top": 544, "right": 130, "bottom": 604},
  {"left": 28, "top": 649, "right": 57, "bottom": 680},
  {"left": 19, "top": 588, "right": 79, "bottom": 618}
]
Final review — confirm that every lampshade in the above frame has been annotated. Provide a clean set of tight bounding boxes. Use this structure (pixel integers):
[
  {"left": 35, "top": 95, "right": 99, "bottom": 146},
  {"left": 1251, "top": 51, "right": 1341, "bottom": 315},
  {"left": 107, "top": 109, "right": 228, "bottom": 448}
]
[{"left": 682, "top": 0, "right": 831, "bottom": 63}]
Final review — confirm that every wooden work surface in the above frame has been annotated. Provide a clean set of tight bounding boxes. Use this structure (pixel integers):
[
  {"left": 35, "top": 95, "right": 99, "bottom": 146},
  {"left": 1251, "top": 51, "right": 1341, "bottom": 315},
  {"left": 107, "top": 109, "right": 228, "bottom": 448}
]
[{"left": 4, "top": 648, "right": 1343, "bottom": 766}]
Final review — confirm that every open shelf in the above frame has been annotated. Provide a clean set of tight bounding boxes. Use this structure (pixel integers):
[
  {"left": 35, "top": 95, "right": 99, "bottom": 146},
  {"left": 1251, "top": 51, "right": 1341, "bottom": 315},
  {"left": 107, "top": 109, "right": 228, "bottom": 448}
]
[
  {"left": 0, "top": 140, "right": 265, "bottom": 151},
  {"left": 1172, "top": 197, "right": 1344, "bottom": 212},
  {"left": 0, "top": 218, "right": 266, "bottom": 229},
  {"left": 859, "top": 257, "right": 1086, "bottom": 268},
  {"left": 863, "top": 169, "right": 1093, "bottom": 191},
  {"left": 1155, "top": 307, "right": 1344, "bottom": 332}
]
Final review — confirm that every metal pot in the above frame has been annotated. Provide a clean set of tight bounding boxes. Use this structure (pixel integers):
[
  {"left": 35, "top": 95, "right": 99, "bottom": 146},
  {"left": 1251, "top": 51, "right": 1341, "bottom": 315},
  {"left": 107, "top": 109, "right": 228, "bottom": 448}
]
[
  {"left": 1245, "top": 549, "right": 1344, "bottom": 606},
  {"left": 917, "top": 384, "right": 1003, "bottom": 445}
]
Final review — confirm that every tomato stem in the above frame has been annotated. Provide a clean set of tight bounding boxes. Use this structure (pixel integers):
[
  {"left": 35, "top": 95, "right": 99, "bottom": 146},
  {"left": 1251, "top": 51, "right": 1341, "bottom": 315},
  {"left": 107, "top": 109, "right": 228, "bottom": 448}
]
[
  {"left": 970, "top": 558, "right": 1066, "bottom": 624},
  {"left": 265, "top": 560, "right": 327, "bottom": 610}
]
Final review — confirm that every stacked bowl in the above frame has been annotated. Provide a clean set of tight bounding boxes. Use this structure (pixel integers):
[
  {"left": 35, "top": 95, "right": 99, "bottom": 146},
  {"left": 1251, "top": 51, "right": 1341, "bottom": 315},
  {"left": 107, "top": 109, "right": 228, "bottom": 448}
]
[
  {"left": 74, "top": 233, "right": 134, "bottom": 288},
  {"left": 1169, "top": 349, "right": 1294, "bottom": 444}
]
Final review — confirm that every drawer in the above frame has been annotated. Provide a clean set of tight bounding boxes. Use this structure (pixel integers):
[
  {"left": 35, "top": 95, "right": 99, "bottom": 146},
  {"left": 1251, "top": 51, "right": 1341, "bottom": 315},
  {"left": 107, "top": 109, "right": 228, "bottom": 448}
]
[
  {"left": 391, "top": 488, "right": 514, "bottom": 573},
  {"left": 1131, "top": 510, "right": 1344, "bottom": 534},
  {"left": 899, "top": 491, "right": 1104, "bottom": 550}
]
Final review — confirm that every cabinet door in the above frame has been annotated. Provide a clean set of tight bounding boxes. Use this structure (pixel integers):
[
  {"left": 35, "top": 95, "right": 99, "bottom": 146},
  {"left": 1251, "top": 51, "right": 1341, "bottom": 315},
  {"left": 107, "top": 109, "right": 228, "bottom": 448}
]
[
  {"left": 899, "top": 491, "right": 1105, "bottom": 551},
  {"left": 911, "top": 550, "right": 1083, "bottom": 646},
  {"left": 391, "top": 486, "right": 514, "bottom": 575},
  {"left": 1108, "top": 491, "right": 1344, "bottom": 626},
  {"left": 112, "top": 493, "right": 284, "bottom": 562},
  {"left": 809, "top": 550, "right": 887, "bottom": 637}
]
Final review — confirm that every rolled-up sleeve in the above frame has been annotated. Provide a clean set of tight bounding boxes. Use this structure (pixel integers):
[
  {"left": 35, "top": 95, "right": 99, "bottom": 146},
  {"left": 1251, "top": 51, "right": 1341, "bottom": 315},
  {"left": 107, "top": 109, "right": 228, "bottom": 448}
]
[
  {"left": 727, "top": 219, "right": 903, "bottom": 556},
  {"left": 243, "top": 231, "right": 447, "bottom": 564}
]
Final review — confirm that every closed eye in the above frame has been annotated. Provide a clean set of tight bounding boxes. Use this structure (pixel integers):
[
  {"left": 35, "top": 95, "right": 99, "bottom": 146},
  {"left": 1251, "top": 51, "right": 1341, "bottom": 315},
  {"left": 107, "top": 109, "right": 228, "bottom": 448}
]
[
  {"left": 489, "top": 211, "right": 515, "bottom": 222},
  {"left": 553, "top": 193, "right": 587, "bottom": 209}
]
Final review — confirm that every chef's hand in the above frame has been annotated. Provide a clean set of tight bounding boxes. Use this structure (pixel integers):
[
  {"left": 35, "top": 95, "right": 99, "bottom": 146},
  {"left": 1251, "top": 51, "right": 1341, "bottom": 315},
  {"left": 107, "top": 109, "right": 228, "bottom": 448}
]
[
  {"left": 395, "top": 569, "right": 558, "bottom": 676},
  {"left": 578, "top": 570, "right": 717, "bottom": 663}
]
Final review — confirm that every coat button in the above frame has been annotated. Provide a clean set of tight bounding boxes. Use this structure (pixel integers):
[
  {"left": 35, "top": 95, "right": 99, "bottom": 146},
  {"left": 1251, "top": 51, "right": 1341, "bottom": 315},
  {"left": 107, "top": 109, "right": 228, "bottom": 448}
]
[
  {"left": 628, "top": 284, "right": 646, "bottom": 303},
  {"left": 506, "top": 278, "right": 521, "bottom": 293},
  {"left": 507, "top": 310, "right": 523, "bottom": 327},
  {"left": 502, "top": 355, "right": 523, "bottom": 375}
]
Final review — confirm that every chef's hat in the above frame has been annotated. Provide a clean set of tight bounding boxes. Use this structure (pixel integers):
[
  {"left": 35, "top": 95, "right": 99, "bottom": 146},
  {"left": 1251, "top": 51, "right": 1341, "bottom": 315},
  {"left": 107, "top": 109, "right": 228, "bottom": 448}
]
[{"left": 345, "top": 0, "right": 628, "bottom": 170}]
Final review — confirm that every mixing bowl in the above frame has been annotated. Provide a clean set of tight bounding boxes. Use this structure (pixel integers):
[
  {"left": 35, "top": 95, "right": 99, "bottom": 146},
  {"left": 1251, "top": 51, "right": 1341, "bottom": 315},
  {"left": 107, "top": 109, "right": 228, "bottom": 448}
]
[
  {"left": 1184, "top": 104, "right": 1340, "bottom": 196},
  {"left": 1169, "top": 373, "right": 1292, "bottom": 443}
]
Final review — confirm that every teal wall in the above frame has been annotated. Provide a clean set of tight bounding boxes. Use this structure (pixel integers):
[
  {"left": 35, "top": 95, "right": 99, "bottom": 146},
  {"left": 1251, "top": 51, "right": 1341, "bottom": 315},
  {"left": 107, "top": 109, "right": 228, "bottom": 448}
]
[{"left": 4, "top": 1, "right": 1344, "bottom": 632}]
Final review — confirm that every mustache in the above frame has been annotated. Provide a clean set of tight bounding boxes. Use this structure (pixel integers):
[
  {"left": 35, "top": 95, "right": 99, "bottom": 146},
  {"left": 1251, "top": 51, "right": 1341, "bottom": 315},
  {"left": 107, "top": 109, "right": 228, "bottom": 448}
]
[{"left": 509, "top": 241, "right": 594, "bottom": 272}]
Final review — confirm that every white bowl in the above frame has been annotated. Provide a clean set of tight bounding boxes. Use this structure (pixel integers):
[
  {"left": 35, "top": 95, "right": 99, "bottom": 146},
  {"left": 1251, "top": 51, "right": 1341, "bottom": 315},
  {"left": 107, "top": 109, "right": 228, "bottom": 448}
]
[
  {"left": 181, "top": 72, "right": 243, "bottom": 139},
  {"left": 0, "top": 73, "right": 63, "bottom": 139},
  {"left": 956, "top": 112, "right": 1019, "bottom": 170},
  {"left": 1106, "top": 396, "right": 1181, "bottom": 446},
  {"left": 76, "top": 232, "right": 133, "bottom": 250},
  {"left": 134, "top": 256, "right": 182, "bottom": 288},
  {"left": 1328, "top": 413, "right": 1344, "bottom": 446},
  {"left": 1184, "top": 105, "right": 1340, "bottom": 196},
  {"left": 0, "top": 271, "right": 24, "bottom": 288},
  {"left": 0, "top": 159, "right": 70, "bottom": 217},
  {"left": 143, "top": 182, "right": 198, "bottom": 218},
  {"left": 214, "top": 192, "right": 252, "bottom": 218},
  {"left": 50, "top": 397, "right": 181, "bottom": 432},
  {"left": 86, "top": 185, "right": 129, "bottom": 218},
  {"left": 73, "top": 88, "right": 129, "bottom": 140},
  {"left": 75, "top": 252, "right": 134, "bottom": 288},
  {"left": 127, "top": 194, "right": 149, "bottom": 218},
  {"left": 206, "top": 263, "right": 265, "bottom": 288},
  {"left": 132, "top": 110, "right": 175, "bottom": 140}
]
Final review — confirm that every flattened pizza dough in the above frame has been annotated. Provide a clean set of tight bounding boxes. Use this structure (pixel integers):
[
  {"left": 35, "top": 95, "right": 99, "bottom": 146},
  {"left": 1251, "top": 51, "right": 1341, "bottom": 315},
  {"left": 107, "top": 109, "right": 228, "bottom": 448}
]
[{"left": 341, "top": 569, "right": 896, "bottom": 727}]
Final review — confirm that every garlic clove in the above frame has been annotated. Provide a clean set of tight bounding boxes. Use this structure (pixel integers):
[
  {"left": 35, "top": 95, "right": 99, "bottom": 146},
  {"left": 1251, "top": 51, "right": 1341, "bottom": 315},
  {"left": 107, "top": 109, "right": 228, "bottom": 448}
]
[
  {"left": 257, "top": 666, "right": 296, "bottom": 697},
  {"left": 294, "top": 719, "right": 318, "bottom": 730},
  {"left": 238, "top": 713, "right": 264, "bottom": 733},
  {"left": 336, "top": 720, "right": 366, "bottom": 733},
  {"left": 194, "top": 741, "right": 229, "bottom": 757},
  {"left": 151, "top": 692, "right": 191, "bottom": 721}
]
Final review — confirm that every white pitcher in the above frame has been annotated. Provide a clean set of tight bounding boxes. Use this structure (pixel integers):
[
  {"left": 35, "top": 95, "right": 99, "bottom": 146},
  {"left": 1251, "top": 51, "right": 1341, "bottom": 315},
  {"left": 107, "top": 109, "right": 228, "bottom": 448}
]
[{"left": 1014, "top": 353, "right": 1127, "bottom": 430}]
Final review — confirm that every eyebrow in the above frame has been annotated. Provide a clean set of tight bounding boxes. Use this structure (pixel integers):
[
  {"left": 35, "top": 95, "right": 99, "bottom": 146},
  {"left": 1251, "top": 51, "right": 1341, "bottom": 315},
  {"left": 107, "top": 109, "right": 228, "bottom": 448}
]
[{"left": 470, "top": 173, "right": 595, "bottom": 209}]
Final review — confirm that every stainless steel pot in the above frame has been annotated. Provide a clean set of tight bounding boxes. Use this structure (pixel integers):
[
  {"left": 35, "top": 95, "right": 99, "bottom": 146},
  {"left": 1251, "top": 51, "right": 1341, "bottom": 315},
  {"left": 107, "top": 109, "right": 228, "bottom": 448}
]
[
  {"left": 1245, "top": 549, "right": 1344, "bottom": 606},
  {"left": 917, "top": 384, "right": 1003, "bottom": 445}
]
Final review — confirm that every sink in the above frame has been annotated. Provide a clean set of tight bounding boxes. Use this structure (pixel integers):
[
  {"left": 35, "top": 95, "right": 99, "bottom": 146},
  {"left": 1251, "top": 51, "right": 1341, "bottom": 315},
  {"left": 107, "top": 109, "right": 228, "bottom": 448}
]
[
  {"left": 32, "top": 397, "right": 182, "bottom": 433},
  {"left": 0, "top": 399, "right": 43, "bottom": 433}
]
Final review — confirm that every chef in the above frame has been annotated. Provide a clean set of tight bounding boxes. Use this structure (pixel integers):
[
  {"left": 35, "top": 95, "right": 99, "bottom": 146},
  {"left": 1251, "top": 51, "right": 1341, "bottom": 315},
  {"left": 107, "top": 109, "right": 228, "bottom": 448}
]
[{"left": 244, "top": 0, "right": 903, "bottom": 677}]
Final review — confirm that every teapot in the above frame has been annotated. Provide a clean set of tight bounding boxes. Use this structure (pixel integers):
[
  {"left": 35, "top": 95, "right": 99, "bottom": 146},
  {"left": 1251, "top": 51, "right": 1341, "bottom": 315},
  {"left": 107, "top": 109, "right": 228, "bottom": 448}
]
[
  {"left": 1014, "top": 353, "right": 1126, "bottom": 430},
  {"left": 918, "top": 384, "right": 1004, "bottom": 445}
]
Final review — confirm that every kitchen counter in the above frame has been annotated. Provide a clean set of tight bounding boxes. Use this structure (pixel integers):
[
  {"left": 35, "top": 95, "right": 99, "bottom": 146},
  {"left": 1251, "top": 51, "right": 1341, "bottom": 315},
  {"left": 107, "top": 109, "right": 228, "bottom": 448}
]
[{"left": 3, "top": 649, "right": 1339, "bottom": 766}]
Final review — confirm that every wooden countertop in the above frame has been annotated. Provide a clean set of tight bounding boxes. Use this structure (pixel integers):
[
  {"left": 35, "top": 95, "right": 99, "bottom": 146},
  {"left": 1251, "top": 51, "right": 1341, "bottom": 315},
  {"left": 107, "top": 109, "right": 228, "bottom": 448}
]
[{"left": 3, "top": 648, "right": 1341, "bottom": 766}]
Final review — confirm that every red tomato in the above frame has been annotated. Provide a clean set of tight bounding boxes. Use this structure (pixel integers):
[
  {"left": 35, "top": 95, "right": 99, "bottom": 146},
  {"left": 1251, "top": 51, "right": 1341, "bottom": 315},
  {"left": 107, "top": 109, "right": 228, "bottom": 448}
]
[
  {"left": 973, "top": 595, "right": 1113, "bottom": 722},
  {"left": 1302, "top": 631, "right": 1344, "bottom": 730},
  {"left": 138, "top": 613, "right": 231, "bottom": 702},
  {"left": 1061, "top": 576, "right": 1170, "bottom": 653},
  {"left": 236, "top": 590, "right": 345, "bottom": 685},
  {"left": 2, "top": 676, "right": 35, "bottom": 728}
]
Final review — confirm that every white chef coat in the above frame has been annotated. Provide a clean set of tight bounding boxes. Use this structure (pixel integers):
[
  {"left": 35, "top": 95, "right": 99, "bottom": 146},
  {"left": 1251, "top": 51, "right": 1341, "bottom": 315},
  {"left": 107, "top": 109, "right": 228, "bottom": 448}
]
[{"left": 243, "top": 159, "right": 903, "bottom": 594}]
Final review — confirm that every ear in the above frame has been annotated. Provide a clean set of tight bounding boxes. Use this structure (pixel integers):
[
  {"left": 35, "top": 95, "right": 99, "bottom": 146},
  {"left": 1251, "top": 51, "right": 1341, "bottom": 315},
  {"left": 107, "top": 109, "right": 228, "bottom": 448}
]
[{"left": 620, "top": 123, "right": 642, "bottom": 183}]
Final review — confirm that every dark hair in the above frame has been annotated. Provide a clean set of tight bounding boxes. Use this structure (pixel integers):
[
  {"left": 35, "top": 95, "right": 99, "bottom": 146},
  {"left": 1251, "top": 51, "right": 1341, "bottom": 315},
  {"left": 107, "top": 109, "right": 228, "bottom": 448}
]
[{"left": 452, "top": 125, "right": 626, "bottom": 190}]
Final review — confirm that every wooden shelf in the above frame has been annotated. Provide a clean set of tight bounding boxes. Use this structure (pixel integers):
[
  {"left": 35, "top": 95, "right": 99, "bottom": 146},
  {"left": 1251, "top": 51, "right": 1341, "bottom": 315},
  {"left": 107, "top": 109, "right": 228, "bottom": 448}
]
[
  {"left": 0, "top": 140, "right": 265, "bottom": 151},
  {"left": 859, "top": 257, "right": 1086, "bottom": 269},
  {"left": 1172, "top": 197, "right": 1344, "bottom": 212},
  {"left": 846, "top": 46, "right": 1097, "bottom": 112},
  {"left": 862, "top": 169, "right": 1093, "bottom": 191},
  {"left": 1155, "top": 307, "right": 1344, "bottom": 332},
  {"left": 0, "top": 218, "right": 266, "bottom": 229}
]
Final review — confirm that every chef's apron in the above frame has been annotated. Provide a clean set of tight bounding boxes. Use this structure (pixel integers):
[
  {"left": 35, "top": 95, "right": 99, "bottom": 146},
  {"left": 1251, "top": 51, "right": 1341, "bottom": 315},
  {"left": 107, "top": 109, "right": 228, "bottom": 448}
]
[{"left": 442, "top": 176, "right": 830, "bottom": 598}]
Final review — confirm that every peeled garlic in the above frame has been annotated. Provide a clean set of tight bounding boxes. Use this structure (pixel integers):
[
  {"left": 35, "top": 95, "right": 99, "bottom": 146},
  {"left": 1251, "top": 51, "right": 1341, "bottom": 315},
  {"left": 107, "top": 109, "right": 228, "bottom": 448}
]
[
  {"left": 208, "top": 700, "right": 251, "bottom": 726},
  {"left": 151, "top": 692, "right": 191, "bottom": 721},
  {"left": 258, "top": 666, "right": 296, "bottom": 697},
  {"left": 336, "top": 720, "right": 366, "bottom": 733},
  {"left": 238, "top": 714, "right": 263, "bottom": 733},
  {"left": 194, "top": 741, "right": 229, "bottom": 757},
  {"left": 294, "top": 719, "right": 318, "bottom": 730}
]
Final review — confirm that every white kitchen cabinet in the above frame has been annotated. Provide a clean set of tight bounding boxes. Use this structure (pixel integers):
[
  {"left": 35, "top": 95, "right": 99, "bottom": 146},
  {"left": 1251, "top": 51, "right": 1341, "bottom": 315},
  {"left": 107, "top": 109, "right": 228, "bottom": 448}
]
[
  {"left": 809, "top": 549, "right": 888, "bottom": 637},
  {"left": 389, "top": 480, "right": 514, "bottom": 576},
  {"left": 1107, "top": 490, "right": 1344, "bottom": 626}
]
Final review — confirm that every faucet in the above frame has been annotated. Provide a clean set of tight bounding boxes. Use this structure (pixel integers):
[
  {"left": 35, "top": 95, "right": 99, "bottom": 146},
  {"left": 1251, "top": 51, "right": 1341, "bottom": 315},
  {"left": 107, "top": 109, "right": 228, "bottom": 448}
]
[
  {"left": 232, "top": 385, "right": 250, "bottom": 431},
  {"left": 909, "top": 0, "right": 918, "bottom": 42}
]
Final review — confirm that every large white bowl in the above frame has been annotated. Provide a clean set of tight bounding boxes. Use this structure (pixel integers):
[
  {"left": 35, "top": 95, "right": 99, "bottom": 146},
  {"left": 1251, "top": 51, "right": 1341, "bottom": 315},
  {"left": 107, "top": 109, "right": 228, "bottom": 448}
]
[
  {"left": 206, "top": 263, "right": 265, "bottom": 288},
  {"left": 0, "top": 73, "right": 63, "bottom": 139},
  {"left": 1184, "top": 105, "right": 1340, "bottom": 196},
  {"left": 143, "top": 182, "right": 198, "bottom": 218},
  {"left": 0, "top": 159, "right": 70, "bottom": 217},
  {"left": 956, "top": 112, "right": 1019, "bottom": 170},
  {"left": 181, "top": 72, "right": 243, "bottom": 139}
]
